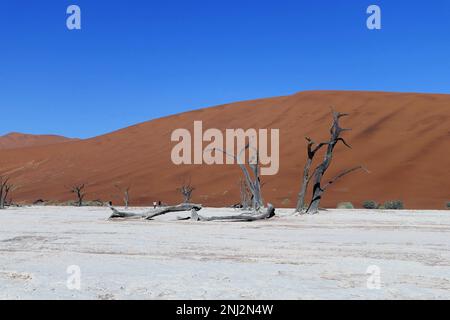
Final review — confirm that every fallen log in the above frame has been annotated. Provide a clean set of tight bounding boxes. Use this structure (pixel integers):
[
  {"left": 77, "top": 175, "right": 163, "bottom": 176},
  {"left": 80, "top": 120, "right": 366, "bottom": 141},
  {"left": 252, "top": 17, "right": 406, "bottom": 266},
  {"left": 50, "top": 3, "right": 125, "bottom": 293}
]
[
  {"left": 190, "top": 204, "right": 275, "bottom": 222},
  {"left": 108, "top": 203, "right": 202, "bottom": 220},
  {"left": 145, "top": 203, "right": 202, "bottom": 220}
]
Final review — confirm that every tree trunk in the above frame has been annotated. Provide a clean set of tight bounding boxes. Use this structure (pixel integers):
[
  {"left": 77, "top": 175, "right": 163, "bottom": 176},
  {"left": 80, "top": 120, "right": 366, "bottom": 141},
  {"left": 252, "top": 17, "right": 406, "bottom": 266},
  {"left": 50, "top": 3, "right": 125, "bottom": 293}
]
[
  {"left": 306, "top": 183, "right": 323, "bottom": 214},
  {"left": 295, "top": 158, "right": 312, "bottom": 212},
  {"left": 77, "top": 191, "right": 83, "bottom": 207},
  {"left": 0, "top": 177, "right": 12, "bottom": 210},
  {"left": 124, "top": 190, "right": 129, "bottom": 208},
  {"left": 306, "top": 144, "right": 335, "bottom": 214}
]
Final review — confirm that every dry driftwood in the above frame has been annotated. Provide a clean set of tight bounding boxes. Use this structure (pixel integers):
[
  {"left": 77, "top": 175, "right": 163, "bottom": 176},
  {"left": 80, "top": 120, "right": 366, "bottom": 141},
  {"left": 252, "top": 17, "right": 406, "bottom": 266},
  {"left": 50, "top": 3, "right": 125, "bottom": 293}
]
[
  {"left": 190, "top": 204, "right": 275, "bottom": 222},
  {"left": 108, "top": 203, "right": 202, "bottom": 220}
]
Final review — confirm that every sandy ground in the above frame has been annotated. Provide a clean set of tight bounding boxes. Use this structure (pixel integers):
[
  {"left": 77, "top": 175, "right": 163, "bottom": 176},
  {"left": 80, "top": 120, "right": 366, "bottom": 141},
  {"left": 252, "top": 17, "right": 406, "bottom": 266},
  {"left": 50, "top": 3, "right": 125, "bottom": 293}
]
[{"left": 1, "top": 206, "right": 450, "bottom": 300}]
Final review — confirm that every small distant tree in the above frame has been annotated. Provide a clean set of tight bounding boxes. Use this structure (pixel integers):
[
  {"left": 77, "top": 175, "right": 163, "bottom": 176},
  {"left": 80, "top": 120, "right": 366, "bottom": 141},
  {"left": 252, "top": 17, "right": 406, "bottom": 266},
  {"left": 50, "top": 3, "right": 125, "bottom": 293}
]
[
  {"left": 0, "top": 176, "right": 15, "bottom": 209},
  {"left": 115, "top": 184, "right": 131, "bottom": 208},
  {"left": 177, "top": 177, "right": 195, "bottom": 203},
  {"left": 67, "top": 184, "right": 86, "bottom": 207}
]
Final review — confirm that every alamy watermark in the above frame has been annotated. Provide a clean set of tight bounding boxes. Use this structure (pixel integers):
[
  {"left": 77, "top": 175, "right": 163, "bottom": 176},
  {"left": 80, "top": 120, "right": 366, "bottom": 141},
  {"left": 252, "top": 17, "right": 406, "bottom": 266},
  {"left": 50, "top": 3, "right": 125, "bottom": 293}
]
[
  {"left": 66, "top": 5, "right": 81, "bottom": 30},
  {"left": 65, "top": 5, "right": 381, "bottom": 31},
  {"left": 367, "top": 5, "right": 382, "bottom": 30},
  {"left": 171, "top": 121, "right": 280, "bottom": 176},
  {"left": 66, "top": 265, "right": 81, "bottom": 290},
  {"left": 366, "top": 265, "right": 381, "bottom": 290}
]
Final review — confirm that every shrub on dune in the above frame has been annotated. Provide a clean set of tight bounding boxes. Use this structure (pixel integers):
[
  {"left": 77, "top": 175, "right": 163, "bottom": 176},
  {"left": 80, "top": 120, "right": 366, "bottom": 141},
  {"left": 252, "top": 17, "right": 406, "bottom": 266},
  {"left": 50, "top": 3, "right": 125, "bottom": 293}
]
[
  {"left": 337, "top": 202, "right": 354, "bottom": 209},
  {"left": 384, "top": 200, "right": 404, "bottom": 210},
  {"left": 362, "top": 200, "right": 379, "bottom": 209}
]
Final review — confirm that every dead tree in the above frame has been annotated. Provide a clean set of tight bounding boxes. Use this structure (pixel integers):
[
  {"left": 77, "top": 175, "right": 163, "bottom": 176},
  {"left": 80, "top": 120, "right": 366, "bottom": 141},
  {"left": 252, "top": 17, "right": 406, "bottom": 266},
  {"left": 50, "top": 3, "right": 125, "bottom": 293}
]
[
  {"left": 0, "top": 177, "right": 9, "bottom": 209},
  {"left": 0, "top": 177, "right": 14, "bottom": 209},
  {"left": 68, "top": 184, "right": 86, "bottom": 207},
  {"left": 215, "top": 144, "right": 264, "bottom": 211},
  {"left": 3, "top": 184, "right": 13, "bottom": 207},
  {"left": 177, "top": 177, "right": 195, "bottom": 203},
  {"left": 305, "top": 109, "right": 367, "bottom": 214},
  {"left": 295, "top": 137, "right": 329, "bottom": 213},
  {"left": 115, "top": 184, "right": 131, "bottom": 208}
]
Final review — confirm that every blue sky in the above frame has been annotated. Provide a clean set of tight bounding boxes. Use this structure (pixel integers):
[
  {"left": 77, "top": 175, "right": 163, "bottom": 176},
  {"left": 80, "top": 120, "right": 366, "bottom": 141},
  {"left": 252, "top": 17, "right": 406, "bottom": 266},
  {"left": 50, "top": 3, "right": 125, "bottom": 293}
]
[{"left": 1, "top": 0, "right": 449, "bottom": 138}]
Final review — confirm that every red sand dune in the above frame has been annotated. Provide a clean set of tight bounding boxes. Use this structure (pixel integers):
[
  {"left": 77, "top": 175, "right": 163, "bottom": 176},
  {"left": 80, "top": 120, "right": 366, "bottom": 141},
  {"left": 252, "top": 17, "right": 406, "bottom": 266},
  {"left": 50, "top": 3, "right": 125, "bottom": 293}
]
[
  {"left": 0, "top": 132, "right": 75, "bottom": 150},
  {"left": 0, "top": 91, "right": 449, "bottom": 209}
]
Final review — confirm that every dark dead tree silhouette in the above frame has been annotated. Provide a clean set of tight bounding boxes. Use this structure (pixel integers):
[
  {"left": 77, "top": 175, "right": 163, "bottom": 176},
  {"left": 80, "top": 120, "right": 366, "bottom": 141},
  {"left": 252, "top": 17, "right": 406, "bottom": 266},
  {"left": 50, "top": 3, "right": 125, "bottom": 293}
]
[
  {"left": 0, "top": 176, "right": 15, "bottom": 209},
  {"left": 296, "top": 108, "right": 368, "bottom": 214},
  {"left": 177, "top": 177, "right": 195, "bottom": 203},
  {"left": 295, "top": 137, "right": 330, "bottom": 213},
  {"left": 67, "top": 184, "right": 86, "bottom": 207}
]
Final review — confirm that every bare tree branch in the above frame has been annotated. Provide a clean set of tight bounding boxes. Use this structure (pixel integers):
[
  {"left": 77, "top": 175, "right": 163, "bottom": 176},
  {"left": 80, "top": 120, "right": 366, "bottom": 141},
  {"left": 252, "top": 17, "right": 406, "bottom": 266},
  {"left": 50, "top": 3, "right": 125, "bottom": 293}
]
[
  {"left": 336, "top": 138, "right": 352, "bottom": 149},
  {"left": 322, "top": 166, "right": 370, "bottom": 191}
]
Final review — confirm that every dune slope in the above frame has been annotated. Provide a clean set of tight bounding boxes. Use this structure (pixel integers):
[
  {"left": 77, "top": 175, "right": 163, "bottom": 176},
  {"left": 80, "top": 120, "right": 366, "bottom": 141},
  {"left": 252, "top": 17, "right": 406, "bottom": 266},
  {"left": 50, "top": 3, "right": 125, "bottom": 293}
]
[{"left": 0, "top": 133, "right": 75, "bottom": 150}]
